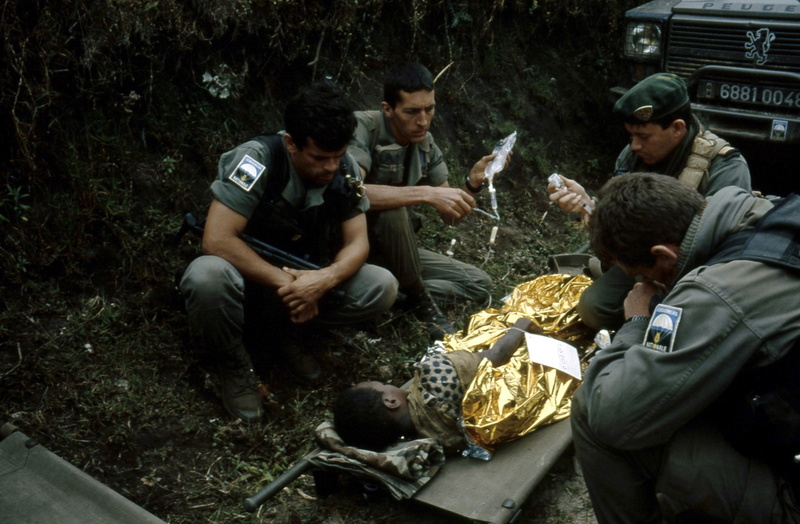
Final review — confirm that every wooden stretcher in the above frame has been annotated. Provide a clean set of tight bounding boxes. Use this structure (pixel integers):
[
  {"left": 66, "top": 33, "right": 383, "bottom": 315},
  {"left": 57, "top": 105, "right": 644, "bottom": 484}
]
[
  {"left": 0, "top": 422, "right": 166, "bottom": 524},
  {"left": 244, "top": 409, "right": 574, "bottom": 524}
]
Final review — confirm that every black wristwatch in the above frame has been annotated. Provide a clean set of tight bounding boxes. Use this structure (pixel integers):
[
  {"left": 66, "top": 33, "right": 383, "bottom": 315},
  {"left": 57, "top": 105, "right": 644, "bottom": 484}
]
[{"left": 465, "top": 174, "right": 483, "bottom": 193}]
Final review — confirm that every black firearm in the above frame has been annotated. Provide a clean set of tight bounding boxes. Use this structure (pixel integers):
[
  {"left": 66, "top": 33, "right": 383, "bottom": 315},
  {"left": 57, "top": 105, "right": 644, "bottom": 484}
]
[
  {"left": 243, "top": 457, "right": 314, "bottom": 512},
  {"left": 176, "top": 213, "right": 345, "bottom": 298}
]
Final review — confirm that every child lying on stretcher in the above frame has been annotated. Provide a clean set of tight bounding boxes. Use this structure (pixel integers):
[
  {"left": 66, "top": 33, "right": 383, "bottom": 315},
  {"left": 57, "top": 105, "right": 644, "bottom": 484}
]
[{"left": 333, "top": 318, "right": 540, "bottom": 453}]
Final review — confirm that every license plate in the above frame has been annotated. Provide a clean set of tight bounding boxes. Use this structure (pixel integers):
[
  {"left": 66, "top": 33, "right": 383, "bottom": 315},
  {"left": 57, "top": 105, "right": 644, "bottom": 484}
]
[{"left": 697, "top": 81, "right": 800, "bottom": 110}]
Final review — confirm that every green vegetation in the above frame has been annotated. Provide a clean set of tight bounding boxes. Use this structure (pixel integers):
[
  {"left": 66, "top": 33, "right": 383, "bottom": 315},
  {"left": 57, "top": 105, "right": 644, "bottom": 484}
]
[{"left": 1, "top": 0, "right": 637, "bottom": 521}]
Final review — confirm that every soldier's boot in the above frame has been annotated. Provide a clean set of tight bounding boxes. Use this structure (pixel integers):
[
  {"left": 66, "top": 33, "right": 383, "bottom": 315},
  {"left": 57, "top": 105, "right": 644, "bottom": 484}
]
[
  {"left": 407, "top": 284, "right": 456, "bottom": 340},
  {"left": 218, "top": 343, "right": 263, "bottom": 423},
  {"left": 276, "top": 330, "right": 322, "bottom": 387}
]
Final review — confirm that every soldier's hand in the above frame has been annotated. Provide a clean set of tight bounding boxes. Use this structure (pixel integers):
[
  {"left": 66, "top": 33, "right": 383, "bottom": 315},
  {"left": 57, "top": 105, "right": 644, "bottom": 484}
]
[
  {"left": 548, "top": 175, "right": 592, "bottom": 216},
  {"left": 277, "top": 268, "right": 331, "bottom": 323},
  {"left": 623, "top": 282, "right": 660, "bottom": 319},
  {"left": 429, "top": 186, "right": 475, "bottom": 224},
  {"left": 466, "top": 152, "right": 513, "bottom": 188},
  {"left": 470, "top": 154, "right": 493, "bottom": 178}
]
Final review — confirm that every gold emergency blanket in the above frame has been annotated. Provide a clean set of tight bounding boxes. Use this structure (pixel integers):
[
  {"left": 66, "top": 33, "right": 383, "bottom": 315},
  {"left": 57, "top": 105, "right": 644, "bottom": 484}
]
[{"left": 441, "top": 274, "right": 593, "bottom": 454}]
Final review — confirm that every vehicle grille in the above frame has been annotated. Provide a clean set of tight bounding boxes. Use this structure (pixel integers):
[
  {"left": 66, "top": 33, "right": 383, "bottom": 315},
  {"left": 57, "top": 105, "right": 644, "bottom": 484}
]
[{"left": 666, "top": 15, "right": 800, "bottom": 84}]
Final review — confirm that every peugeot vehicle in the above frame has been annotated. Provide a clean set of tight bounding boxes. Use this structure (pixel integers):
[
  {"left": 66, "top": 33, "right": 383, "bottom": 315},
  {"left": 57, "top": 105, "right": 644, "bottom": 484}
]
[{"left": 614, "top": 0, "right": 800, "bottom": 144}]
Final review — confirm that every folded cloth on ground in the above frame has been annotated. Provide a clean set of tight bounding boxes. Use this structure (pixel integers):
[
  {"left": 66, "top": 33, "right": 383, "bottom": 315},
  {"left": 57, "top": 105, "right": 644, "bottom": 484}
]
[{"left": 311, "top": 421, "right": 445, "bottom": 499}]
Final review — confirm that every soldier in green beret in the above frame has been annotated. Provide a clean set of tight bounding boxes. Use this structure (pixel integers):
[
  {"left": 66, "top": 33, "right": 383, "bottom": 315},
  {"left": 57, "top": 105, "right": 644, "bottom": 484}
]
[{"left": 547, "top": 72, "right": 751, "bottom": 332}]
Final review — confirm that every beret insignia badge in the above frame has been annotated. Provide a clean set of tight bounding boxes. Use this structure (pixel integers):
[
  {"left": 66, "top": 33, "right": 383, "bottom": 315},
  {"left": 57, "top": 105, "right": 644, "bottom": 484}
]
[{"left": 633, "top": 105, "right": 654, "bottom": 121}]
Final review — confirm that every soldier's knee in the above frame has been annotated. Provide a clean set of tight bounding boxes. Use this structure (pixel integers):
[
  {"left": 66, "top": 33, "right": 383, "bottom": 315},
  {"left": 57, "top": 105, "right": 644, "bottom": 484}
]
[
  {"left": 180, "top": 255, "right": 244, "bottom": 304},
  {"left": 376, "top": 279, "right": 399, "bottom": 312},
  {"left": 569, "top": 388, "right": 593, "bottom": 443},
  {"left": 363, "top": 267, "right": 399, "bottom": 313},
  {"left": 371, "top": 208, "right": 411, "bottom": 233},
  {"left": 577, "top": 287, "right": 623, "bottom": 331},
  {"left": 473, "top": 271, "right": 493, "bottom": 301}
]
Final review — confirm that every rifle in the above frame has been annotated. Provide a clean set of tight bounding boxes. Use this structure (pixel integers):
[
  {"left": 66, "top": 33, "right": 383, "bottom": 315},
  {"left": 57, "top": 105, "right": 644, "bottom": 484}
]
[{"left": 176, "top": 213, "right": 345, "bottom": 298}]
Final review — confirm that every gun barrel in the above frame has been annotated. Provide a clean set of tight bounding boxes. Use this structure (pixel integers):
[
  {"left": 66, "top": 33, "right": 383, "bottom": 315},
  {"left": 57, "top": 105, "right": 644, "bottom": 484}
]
[
  {"left": 240, "top": 233, "right": 320, "bottom": 271},
  {"left": 243, "top": 458, "right": 313, "bottom": 512},
  {"left": 178, "top": 213, "right": 345, "bottom": 299}
]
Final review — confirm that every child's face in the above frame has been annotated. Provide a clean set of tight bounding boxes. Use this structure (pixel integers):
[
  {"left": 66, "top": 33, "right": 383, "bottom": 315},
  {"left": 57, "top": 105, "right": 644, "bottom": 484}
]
[{"left": 356, "top": 381, "right": 408, "bottom": 410}]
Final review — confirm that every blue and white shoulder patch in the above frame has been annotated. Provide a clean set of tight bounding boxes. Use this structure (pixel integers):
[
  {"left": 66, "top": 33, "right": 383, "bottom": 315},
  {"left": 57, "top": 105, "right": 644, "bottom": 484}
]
[
  {"left": 643, "top": 304, "right": 682, "bottom": 352},
  {"left": 228, "top": 154, "right": 265, "bottom": 191}
]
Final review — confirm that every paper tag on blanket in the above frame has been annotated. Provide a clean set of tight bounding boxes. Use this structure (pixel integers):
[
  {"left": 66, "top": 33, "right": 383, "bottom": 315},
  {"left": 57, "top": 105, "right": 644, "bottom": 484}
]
[{"left": 524, "top": 333, "right": 582, "bottom": 380}]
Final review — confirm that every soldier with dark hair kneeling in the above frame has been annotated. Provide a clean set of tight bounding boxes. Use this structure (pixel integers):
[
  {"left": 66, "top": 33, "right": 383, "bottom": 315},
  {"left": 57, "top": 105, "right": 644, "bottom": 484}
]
[
  {"left": 572, "top": 173, "right": 800, "bottom": 522},
  {"left": 180, "top": 82, "right": 398, "bottom": 422}
]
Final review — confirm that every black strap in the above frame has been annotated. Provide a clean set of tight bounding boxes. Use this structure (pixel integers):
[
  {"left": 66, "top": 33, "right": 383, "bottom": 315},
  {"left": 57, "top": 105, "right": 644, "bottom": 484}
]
[
  {"left": 707, "top": 193, "right": 800, "bottom": 473},
  {"left": 708, "top": 193, "right": 800, "bottom": 271},
  {"left": 250, "top": 135, "right": 290, "bottom": 200}
]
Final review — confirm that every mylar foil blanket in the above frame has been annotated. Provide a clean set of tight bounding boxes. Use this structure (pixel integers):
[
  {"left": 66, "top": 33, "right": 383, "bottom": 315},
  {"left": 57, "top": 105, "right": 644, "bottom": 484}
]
[{"left": 441, "top": 273, "right": 592, "bottom": 455}]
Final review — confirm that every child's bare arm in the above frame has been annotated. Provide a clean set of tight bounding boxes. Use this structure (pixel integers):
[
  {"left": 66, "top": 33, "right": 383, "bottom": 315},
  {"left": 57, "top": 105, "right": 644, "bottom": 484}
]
[{"left": 478, "top": 318, "right": 541, "bottom": 367}]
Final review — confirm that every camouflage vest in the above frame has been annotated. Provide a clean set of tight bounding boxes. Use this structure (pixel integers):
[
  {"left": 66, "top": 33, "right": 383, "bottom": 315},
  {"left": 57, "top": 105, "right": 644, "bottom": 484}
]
[{"left": 677, "top": 129, "right": 735, "bottom": 192}]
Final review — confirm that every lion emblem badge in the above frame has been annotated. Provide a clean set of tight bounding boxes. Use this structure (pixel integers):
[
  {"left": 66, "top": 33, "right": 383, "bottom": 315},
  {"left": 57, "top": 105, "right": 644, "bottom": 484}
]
[{"left": 745, "top": 28, "right": 776, "bottom": 65}]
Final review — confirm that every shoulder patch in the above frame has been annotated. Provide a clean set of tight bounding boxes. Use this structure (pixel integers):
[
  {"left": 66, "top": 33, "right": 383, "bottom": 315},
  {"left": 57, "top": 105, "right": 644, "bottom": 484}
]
[
  {"left": 643, "top": 304, "right": 683, "bottom": 352},
  {"left": 228, "top": 154, "right": 265, "bottom": 191}
]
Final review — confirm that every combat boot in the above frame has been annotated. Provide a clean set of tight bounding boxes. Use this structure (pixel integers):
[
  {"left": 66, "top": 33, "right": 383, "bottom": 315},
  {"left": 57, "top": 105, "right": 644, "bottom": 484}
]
[
  {"left": 276, "top": 330, "right": 322, "bottom": 386},
  {"left": 218, "top": 344, "right": 263, "bottom": 423},
  {"left": 407, "top": 285, "right": 456, "bottom": 340}
]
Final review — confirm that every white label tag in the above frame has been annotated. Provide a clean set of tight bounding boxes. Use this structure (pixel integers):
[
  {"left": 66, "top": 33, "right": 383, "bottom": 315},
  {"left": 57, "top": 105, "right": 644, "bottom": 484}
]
[{"left": 524, "top": 333, "right": 582, "bottom": 380}]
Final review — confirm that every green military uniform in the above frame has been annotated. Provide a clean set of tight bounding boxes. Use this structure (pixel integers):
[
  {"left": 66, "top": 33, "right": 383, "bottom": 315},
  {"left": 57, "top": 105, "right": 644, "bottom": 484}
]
[
  {"left": 348, "top": 110, "right": 492, "bottom": 305},
  {"left": 608, "top": 73, "right": 750, "bottom": 194},
  {"left": 572, "top": 187, "right": 800, "bottom": 522},
  {"left": 212, "top": 136, "right": 370, "bottom": 261},
  {"left": 577, "top": 74, "right": 751, "bottom": 331},
  {"left": 612, "top": 123, "right": 750, "bottom": 195},
  {"left": 180, "top": 135, "right": 398, "bottom": 363}
]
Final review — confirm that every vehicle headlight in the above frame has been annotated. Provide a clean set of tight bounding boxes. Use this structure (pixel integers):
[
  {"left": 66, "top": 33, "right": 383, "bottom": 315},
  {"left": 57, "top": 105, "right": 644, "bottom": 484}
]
[{"left": 624, "top": 22, "right": 662, "bottom": 58}]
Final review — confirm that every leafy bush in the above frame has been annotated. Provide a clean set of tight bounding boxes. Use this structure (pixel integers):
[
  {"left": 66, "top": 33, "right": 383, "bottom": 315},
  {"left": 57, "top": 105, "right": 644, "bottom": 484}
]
[
  {"left": 1, "top": 0, "right": 636, "bottom": 283},
  {"left": 1, "top": 1, "right": 641, "bottom": 522}
]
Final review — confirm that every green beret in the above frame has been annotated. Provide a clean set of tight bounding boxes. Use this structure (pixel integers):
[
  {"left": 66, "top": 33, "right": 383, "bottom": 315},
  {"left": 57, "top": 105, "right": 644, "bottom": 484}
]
[{"left": 613, "top": 73, "right": 689, "bottom": 123}]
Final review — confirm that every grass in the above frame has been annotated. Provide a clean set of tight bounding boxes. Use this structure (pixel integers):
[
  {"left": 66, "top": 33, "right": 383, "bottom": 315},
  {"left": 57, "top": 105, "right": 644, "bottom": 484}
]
[
  {"left": 0, "top": 8, "right": 622, "bottom": 519},
  {"left": 1, "top": 111, "right": 602, "bottom": 524},
  {"left": 1, "top": 179, "right": 598, "bottom": 523}
]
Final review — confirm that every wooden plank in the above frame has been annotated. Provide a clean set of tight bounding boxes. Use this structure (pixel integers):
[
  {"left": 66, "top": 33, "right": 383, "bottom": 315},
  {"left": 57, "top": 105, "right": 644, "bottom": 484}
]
[{"left": 412, "top": 418, "right": 573, "bottom": 524}]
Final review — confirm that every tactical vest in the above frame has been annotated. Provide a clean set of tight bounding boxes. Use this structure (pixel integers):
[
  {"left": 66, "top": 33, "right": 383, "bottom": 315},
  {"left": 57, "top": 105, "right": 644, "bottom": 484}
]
[
  {"left": 244, "top": 135, "right": 364, "bottom": 267},
  {"left": 677, "top": 130, "right": 735, "bottom": 192},
  {"left": 708, "top": 193, "right": 800, "bottom": 476}
]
